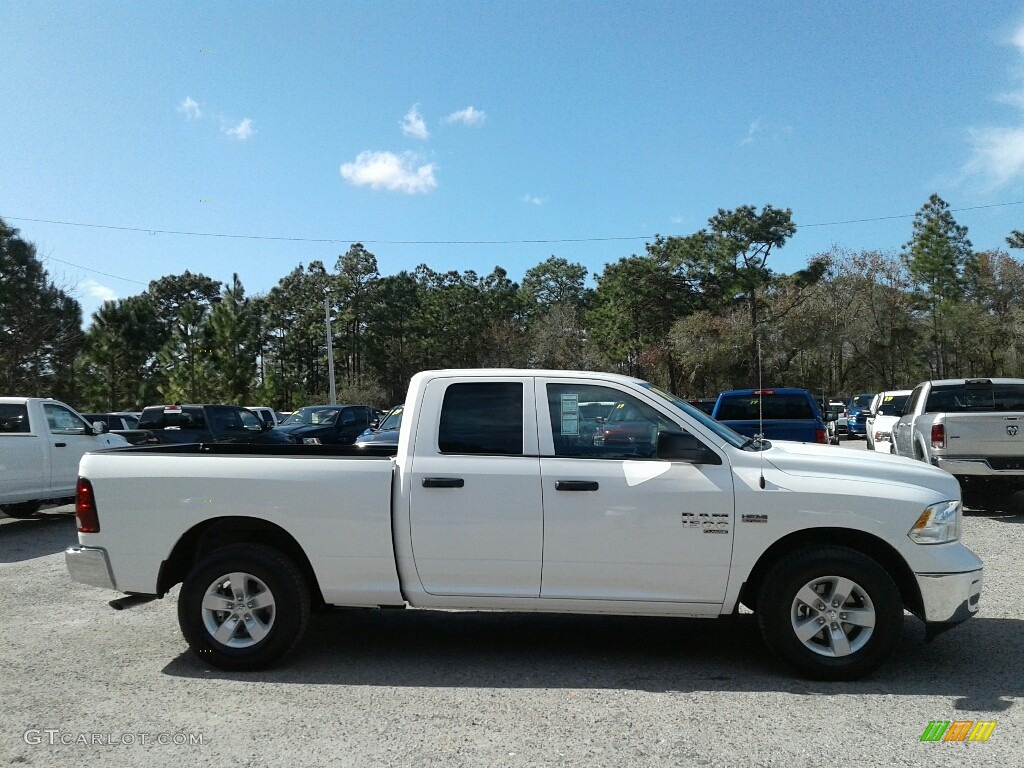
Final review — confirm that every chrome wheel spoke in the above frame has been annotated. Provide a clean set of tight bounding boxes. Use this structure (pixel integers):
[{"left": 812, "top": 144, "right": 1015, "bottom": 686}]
[
  {"left": 213, "top": 615, "right": 241, "bottom": 644},
  {"left": 830, "top": 577, "right": 856, "bottom": 606},
  {"left": 795, "top": 585, "right": 822, "bottom": 609},
  {"left": 794, "top": 618, "right": 824, "bottom": 643},
  {"left": 249, "top": 590, "right": 275, "bottom": 610},
  {"left": 245, "top": 615, "right": 271, "bottom": 642},
  {"left": 842, "top": 607, "right": 876, "bottom": 628},
  {"left": 202, "top": 594, "right": 234, "bottom": 612},
  {"left": 229, "top": 572, "right": 249, "bottom": 601},
  {"left": 827, "top": 624, "right": 852, "bottom": 656}
]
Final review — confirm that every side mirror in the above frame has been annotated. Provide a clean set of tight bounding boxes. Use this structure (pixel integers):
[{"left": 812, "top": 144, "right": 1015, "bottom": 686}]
[
  {"left": 91, "top": 421, "right": 109, "bottom": 435},
  {"left": 823, "top": 412, "right": 837, "bottom": 423},
  {"left": 657, "top": 431, "right": 721, "bottom": 464}
]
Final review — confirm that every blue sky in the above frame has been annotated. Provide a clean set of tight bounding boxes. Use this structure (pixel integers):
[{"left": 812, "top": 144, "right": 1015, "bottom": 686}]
[{"left": 3, "top": 1, "right": 1024, "bottom": 324}]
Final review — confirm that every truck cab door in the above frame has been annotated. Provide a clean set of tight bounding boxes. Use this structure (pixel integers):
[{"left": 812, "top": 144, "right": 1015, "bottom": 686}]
[
  {"left": 408, "top": 377, "right": 543, "bottom": 597},
  {"left": 893, "top": 385, "right": 923, "bottom": 457},
  {"left": 536, "top": 379, "right": 735, "bottom": 603},
  {"left": 0, "top": 402, "right": 45, "bottom": 502},
  {"left": 41, "top": 402, "right": 103, "bottom": 495}
]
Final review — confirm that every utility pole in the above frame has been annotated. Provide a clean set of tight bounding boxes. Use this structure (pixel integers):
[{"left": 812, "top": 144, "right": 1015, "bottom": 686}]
[{"left": 325, "top": 295, "right": 337, "bottom": 405}]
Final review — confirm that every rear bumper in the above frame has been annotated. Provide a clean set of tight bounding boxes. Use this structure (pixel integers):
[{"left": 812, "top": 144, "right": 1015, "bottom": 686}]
[
  {"left": 935, "top": 456, "right": 1024, "bottom": 477},
  {"left": 65, "top": 546, "right": 116, "bottom": 590},
  {"left": 916, "top": 567, "right": 982, "bottom": 630}
]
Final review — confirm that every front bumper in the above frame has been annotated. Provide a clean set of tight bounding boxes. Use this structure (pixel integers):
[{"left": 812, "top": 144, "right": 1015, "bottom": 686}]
[
  {"left": 65, "top": 546, "right": 116, "bottom": 590},
  {"left": 916, "top": 567, "right": 982, "bottom": 638}
]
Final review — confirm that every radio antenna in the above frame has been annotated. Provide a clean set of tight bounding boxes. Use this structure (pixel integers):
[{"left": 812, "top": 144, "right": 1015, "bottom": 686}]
[{"left": 758, "top": 340, "right": 765, "bottom": 489}]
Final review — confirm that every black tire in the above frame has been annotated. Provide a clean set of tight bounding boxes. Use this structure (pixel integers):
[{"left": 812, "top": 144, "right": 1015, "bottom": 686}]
[
  {"left": 1, "top": 501, "right": 42, "bottom": 519},
  {"left": 756, "top": 546, "right": 903, "bottom": 681},
  {"left": 178, "top": 544, "right": 311, "bottom": 671}
]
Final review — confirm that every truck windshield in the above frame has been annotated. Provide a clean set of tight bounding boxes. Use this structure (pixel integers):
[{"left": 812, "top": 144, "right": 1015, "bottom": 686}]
[
  {"left": 282, "top": 407, "right": 340, "bottom": 426},
  {"left": 639, "top": 383, "right": 748, "bottom": 448}
]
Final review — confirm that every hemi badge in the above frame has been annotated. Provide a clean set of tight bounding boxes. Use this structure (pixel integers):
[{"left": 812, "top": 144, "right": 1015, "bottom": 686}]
[{"left": 742, "top": 514, "right": 768, "bottom": 524}]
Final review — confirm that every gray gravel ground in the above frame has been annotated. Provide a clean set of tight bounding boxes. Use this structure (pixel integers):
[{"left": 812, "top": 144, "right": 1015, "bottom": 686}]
[{"left": 2, "top": 439, "right": 1020, "bottom": 767}]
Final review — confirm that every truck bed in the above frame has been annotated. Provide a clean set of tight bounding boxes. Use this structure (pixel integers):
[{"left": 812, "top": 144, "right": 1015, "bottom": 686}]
[{"left": 77, "top": 444, "right": 404, "bottom": 606}]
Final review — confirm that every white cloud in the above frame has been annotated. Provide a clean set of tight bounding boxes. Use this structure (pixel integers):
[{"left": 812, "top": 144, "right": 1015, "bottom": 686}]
[
  {"left": 177, "top": 97, "right": 202, "bottom": 120},
  {"left": 340, "top": 151, "right": 437, "bottom": 194},
  {"left": 740, "top": 117, "right": 763, "bottom": 146},
  {"left": 964, "top": 126, "right": 1024, "bottom": 189},
  {"left": 401, "top": 105, "right": 429, "bottom": 140},
  {"left": 522, "top": 195, "right": 545, "bottom": 206},
  {"left": 223, "top": 118, "right": 254, "bottom": 140},
  {"left": 963, "top": 22, "right": 1024, "bottom": 188},
  {"left": 443, "top": 106, "right": 486, "bottom": 126},
  {"left": 81, "top": 279, "right": 118, "bottom": 304}
]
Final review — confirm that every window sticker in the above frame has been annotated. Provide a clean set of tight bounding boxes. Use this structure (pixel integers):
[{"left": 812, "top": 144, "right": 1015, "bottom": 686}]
[{"left": 560, "top": 393, "right": 579, "bottom": 436}]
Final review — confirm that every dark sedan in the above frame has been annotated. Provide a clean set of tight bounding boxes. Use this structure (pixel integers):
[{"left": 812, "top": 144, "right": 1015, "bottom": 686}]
[
  {"left": 274, "top": 405, "right": 375, "bottom": 445},
  {"left": 354, "top": 404, "right": 403, "bottom": 451}
]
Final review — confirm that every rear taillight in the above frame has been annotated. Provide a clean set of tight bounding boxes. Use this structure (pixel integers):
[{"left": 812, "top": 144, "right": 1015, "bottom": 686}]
[
  {"left": 75, "top": 477, "right": 100, "bottom": 533},
  {"left": 815, "top": 428, "right": 827, "bottom": 444},
  {"left": 930, "top": 423, "right": 945, "bottom": 449}
]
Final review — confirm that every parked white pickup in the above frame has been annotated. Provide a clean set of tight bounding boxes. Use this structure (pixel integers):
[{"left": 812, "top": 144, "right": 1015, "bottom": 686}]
[
  {"left": 0, "top": 397, "right": 129, "bottom": 517},
  {"left": 66, "top": 369, "right": 982, "bottom": 680},
  {"left": 892, "top": 378, "right": 1024, "bottom": 502}
]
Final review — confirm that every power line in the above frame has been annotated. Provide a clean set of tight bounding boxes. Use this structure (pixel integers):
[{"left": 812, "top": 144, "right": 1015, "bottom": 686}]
[
  {"left": 6, "top": 200, "right": 1024, "bottom": 246},
  {"left": 41, "top": 255, "right": 148, "bottom": 286},
  {"left": 9, "top": 198, "right": 1024, "bottom": 289}
]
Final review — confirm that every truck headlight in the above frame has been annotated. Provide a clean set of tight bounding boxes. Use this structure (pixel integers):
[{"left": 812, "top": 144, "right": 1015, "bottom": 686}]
[
  {"left": 908, "top": 500, "right": 960, "bottom": 544},
  {"left": 874, "top": 430, "right": 890, "bottom": 442}
]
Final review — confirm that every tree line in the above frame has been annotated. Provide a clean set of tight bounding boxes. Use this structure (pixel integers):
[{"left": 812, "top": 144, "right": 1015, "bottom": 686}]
[{"left": 2, "top": 195, "right": 1023, "bottom": 412}]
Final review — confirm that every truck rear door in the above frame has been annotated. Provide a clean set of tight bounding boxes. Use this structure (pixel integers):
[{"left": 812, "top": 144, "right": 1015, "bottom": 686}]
[{"left": 407, "top": 377, "right": 543, "bottom": 597}]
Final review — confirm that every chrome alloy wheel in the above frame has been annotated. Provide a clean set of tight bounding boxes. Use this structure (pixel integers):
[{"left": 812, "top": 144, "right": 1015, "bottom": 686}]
[
  {"left": 790, "top": 575, "right": 876, "bottom": 658},
  {"left": 201, "top": 571, "right": 277, "bottom": 649}
]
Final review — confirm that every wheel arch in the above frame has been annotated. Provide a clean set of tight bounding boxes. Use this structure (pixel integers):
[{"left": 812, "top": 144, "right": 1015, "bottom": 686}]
[
  {"left": 157, "top": 516, "right": 324, "bottom": 606},
  {"left": 739, "top": 527, "right": 923, "bottom": 617}
]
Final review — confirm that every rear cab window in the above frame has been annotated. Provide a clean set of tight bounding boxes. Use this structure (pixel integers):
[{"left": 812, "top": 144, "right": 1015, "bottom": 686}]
[
  {"left": 438, "top": 382, "right": 524, "bottom": 455},
  {"left": 0, "top": 403, "right": 31, "bottom": 434},
  {"left": 715, "top": 393, "right": 815, "bottom": 421},
  {"left": 138, "top": 406, "right": 208, "bottom": 431},
  {"left": 925, "top": 381, "right": 1024, "bottom": 413}
]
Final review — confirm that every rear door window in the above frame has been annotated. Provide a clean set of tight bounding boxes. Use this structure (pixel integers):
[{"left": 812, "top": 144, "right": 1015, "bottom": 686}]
[{"left": 438, "top": 382, "right": 523, "bottom": 455}]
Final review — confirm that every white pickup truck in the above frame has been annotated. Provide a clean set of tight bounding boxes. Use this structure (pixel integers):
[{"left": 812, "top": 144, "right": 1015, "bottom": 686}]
[
  {"left": 892, "top": 378, "right": 1024, "bottom": 503},
  {"left": 0, "top": 397, "right": 129, "bottom": 518},
  {"left": 66, "top": 369, "right": 982, "bottom": 680}
]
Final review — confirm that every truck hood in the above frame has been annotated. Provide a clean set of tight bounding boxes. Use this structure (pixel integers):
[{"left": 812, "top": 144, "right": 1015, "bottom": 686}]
[
  {"left": 763, "top": 440, "right": 961, "bottom": 499},
  {"left": 275, "top": 423, "right": 329, "bottom": 436}
]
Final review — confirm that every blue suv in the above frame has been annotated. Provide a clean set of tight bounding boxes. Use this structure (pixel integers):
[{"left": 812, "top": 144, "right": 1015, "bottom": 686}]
[{"left": 845, "top": 393, "right": 876, "bottom": 438}]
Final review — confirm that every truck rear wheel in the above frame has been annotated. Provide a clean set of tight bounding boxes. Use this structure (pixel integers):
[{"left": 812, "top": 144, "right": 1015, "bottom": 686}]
[
  {"left": 178, "top": 544, "right": 310, "bottom": 671},
  {"left": 1, "top": 501, "right": 42, "bottom": 518},
  {"left": 756, "top": 546, "right": 902, "bottom": 681}
]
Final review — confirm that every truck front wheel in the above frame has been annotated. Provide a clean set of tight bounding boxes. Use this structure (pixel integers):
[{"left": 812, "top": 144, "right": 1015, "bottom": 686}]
[
  {"left": 756, "top": 547, "right": 903, "bottom": 681},
  {"left": 178, "top": 544, "right": 311, "bottom": 671}
]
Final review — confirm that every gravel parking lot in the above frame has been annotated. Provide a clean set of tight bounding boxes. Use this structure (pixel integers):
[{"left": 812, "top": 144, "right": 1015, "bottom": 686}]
[{"left": 2, "top": 440, "right": 1021, "bottom": 767}]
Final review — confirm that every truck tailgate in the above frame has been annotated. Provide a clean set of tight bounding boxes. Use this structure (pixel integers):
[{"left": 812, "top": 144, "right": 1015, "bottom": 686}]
[
  {"left": 945, "top": 412, "right": 1024, "bottom": 456},
  {"left": 77, "top": 451, "right": 403, "bottom": 606}
]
